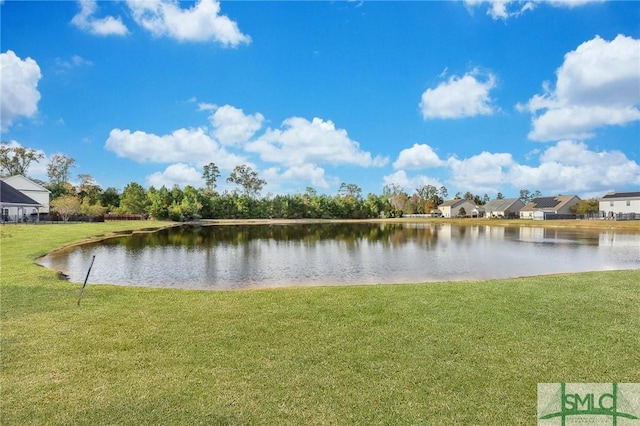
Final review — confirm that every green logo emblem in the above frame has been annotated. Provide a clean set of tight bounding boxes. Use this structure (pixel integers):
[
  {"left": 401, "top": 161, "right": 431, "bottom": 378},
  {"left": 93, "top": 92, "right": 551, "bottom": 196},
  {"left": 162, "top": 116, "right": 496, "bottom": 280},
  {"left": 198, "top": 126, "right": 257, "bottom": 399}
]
[{"left": 538, "top": 383, "right": 640, "bottom": 425}]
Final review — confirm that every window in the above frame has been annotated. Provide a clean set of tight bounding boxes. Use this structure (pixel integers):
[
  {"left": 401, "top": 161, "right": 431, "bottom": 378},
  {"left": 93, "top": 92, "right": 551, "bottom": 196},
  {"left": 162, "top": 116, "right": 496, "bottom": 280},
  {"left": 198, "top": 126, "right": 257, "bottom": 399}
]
[
  {"left": 627, "top": 200, "right": 631, "bottom": 206},
  {"left": 610, "top": 201, "right": 614, "bottom": 207}
]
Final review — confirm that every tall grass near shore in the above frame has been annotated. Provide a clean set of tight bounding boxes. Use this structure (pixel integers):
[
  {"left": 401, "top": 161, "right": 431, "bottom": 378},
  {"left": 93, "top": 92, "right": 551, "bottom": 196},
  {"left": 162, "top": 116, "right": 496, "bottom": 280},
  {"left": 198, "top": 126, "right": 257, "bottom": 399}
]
[{"left": 2, "top": 222, "right": 639, "bottom": 424}]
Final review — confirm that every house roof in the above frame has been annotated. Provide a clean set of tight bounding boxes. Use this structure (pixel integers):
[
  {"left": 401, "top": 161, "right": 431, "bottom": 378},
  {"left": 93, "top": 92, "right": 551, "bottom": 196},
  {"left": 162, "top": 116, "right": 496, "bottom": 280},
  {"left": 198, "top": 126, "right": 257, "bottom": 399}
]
[
  {"left": 483, "top": 198, "right": 523, "bottom": 212},
  {"left": 0, "top": 180, "right": 41, "bottom": 207},
  {"left": 439, "top": 199, "right": 474, "bottom": 208},
  {"left": 0, "top": 175, "right": 50, "bottom": 193},
  {"left": 601, "top": 191, "right": 640, "bottom": 200},
  {"left": 520, "top": 195, "right": 579, "bottom": 212}
]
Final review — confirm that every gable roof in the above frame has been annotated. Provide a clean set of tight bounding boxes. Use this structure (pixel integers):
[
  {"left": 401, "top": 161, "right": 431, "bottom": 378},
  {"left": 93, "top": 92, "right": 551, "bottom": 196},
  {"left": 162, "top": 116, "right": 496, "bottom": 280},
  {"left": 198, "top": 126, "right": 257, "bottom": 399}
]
[
  {"left": 439, "top": 199, "right": 474, "bottom": 208},
  {"left": 483, "top": 198, "right": 523, "bottom": 212},
  {"left": 0, "top": 175, "right": 50, "bottom": 193},
  {"left": 521, "top": 195, "right": 579, "bottom": 212},
  {"left": 0, "top": 180, "right": 41, "bottom": 207},
  {"left": 601, "top": 191, "right": 640, "bottom": 200}
]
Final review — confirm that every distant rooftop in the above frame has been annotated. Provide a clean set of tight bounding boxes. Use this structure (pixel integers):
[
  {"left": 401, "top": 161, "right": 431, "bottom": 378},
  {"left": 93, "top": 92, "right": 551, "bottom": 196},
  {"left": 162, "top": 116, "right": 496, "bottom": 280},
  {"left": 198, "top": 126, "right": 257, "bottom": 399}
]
[{"left": 601, "top": 191, "right": 640, "bottom": 199}]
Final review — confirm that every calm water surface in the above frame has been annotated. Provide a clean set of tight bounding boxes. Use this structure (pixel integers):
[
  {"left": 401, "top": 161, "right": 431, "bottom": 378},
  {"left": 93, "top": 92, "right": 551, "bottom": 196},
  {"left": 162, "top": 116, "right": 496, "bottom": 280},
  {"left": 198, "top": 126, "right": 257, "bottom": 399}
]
[{"left": 38, "top": 223, "right": 640, "bottom": 290}]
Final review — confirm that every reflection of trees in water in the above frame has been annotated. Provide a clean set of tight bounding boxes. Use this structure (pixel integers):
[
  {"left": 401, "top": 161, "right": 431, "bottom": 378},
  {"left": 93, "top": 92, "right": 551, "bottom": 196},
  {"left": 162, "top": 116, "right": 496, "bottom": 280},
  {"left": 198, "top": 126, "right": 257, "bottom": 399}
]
[
  {"left": 102, "top": 223, "right": 445, "bottom": 251},
  {"left": 99, "top": 223, "right": 600, "bottom": 253}
]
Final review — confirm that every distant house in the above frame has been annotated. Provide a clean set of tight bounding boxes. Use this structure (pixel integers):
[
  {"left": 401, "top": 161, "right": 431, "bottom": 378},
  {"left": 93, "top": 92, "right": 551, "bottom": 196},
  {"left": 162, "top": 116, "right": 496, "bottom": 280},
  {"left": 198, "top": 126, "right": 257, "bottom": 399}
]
[
  {"left": 519, "top": 195, "right": 580, "bottom": 220},
  {"left": 0, "top": 175, "right": 50, "bottom": 222},
  {"left": 599, "top": 191, "right": 640, "bottom": 218},
  {"left": 483, "top": 198, "right": 525, "bottom": 219},
  {"left": 438, "top": 199, "right": 477, "bottom": 218},
  {"left": 0, "top": 175, "right": 50, "bottom": 213},
  {"left": 471, "top": 206, "right": 485, "bottom": 218},
  {"left": 0, "top": 180, "right": 42, "bottom": 222}
]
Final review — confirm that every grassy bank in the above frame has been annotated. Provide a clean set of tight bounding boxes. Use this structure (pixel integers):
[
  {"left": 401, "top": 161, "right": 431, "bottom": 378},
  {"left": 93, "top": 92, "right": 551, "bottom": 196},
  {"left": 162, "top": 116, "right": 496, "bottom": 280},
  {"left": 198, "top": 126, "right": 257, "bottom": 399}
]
[{"left": 2, "top": 222, "right": 639, "bottom": 425}]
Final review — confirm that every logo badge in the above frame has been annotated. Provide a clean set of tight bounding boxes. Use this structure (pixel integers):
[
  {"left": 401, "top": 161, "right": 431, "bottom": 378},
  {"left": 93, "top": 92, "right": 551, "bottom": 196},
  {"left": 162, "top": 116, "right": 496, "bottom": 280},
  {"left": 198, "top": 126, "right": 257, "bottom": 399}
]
[{"left": 538, "top": 383, "right": 640, "bottom": 425}]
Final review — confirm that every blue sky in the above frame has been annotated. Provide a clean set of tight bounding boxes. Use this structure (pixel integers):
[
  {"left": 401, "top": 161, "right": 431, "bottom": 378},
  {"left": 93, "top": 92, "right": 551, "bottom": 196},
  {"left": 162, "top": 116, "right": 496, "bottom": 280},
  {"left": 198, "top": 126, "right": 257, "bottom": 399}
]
[{"left": 1, "top": 0, "right": 639, "bottom": 199}]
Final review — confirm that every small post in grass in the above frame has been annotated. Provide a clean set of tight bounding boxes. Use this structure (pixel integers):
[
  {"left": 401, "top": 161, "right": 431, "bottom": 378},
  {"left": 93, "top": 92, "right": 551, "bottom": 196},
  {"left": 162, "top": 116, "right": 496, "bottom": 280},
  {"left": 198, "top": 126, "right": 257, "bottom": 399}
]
[{"left": 77, "top": 255, "right": 96, "bottom": 306}]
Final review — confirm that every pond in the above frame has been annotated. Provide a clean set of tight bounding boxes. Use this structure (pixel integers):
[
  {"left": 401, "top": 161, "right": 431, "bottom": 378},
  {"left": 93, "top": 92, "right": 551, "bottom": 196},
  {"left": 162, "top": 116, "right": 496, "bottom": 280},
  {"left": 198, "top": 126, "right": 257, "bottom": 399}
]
[{"left": 37, "top": 222, "right": 640, "bottom": 290}]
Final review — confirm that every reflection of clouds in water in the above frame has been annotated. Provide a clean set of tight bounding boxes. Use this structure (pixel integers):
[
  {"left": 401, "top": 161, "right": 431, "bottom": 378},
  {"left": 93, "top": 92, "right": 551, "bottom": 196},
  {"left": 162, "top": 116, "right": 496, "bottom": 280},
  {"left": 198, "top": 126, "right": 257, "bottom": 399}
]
[{"left": 37, "top": 225, "right": 640, "bottom": 290}]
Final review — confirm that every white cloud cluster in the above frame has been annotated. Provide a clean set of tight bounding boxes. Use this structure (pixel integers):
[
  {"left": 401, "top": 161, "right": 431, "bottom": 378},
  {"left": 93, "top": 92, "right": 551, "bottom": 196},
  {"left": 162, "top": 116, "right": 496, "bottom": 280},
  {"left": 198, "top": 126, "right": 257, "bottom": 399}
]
[
  {"left": 71, "top": 0, "right": 129, "bottom": 36},
  {"left": 393, "top": 144, "right": 445, "bottom": 170},
  {"left": 72, "top": 0, "right": 250, "bottom": 45},
  {"left": 104, "top": 127, "right": 245, "bottom": 169},
  {"left": 209, "top": 105, "right": 264, "bottom": 146},
  {"left": 249, "top": 117, "right": 388, "bottom": 168},
  {"left": 388, "top": 141, "right": 639, "bottom": 196},
  {"left": 147, "top": 163, "right": 204, "bottom": 188},
  {"left": 264, "top": 164, "right": 330, "bottom": 189},
  {"left": 420, "top": 70, "right": 497, "bottom": 119},
  {"left": 127, "top": 0, "right": 251, "bottom": 45},
  {"left": 1, "top": 51, "right": 41, "bottom": 132},
  {"left": 521, "top": 35, "right": 640, "bottom": 141},
  {"left": 104, "top": 103, "right": 389, "bottom": 190},
  {"left": 382, "top": 170, "right": 444, "bottom": 192},
  {"left": 509, "top": 141, "right": 640, "bottom": 193},
  {"left": 465, "top": 0, "right": 603, "bottom": 20},
  {"left": 447, "top": 151, "right": 516, "bottom": 193}
]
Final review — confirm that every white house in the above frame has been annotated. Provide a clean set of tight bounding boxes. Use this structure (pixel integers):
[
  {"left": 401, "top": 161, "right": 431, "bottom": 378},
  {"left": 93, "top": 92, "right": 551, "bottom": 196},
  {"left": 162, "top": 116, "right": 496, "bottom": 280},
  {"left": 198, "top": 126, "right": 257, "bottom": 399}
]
[
  {"left": 0, "top": 175, "right": 50, "bottom": 218},
  {"left": 483, "top": 198, "right": 525, "bottom": 219},
  {"left": 519, "top": 195, "right": 580, "bottom": 220},
  {"left": 438, "top": 199, "right": 477, "bottom": 218},
  {"left": 1, "top": 180, "right": 42, "bottom": 222},
  {"left": 599, "top": 191, "right": 640, "bottom": 218}
]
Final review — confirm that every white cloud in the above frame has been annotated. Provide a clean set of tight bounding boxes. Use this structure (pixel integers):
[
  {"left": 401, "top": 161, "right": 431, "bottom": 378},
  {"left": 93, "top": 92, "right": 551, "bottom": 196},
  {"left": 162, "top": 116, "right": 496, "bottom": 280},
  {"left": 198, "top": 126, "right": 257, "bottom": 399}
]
[
  {"left": 523, "top": 34, "right": 640, "bottom": 141},
  {"left": 127, "top": 0, "right": 251, "bottom": 46},
  {"left": 147, "top": 163, "right": 204, "bottom": 188},
  {"left": 447, "top": 152, "right": 515, "bottom": 193},
  {"left": 464, "top": 0, "right": 602, "bottom": 20},
  {"left": 420, "top": 70, "right": 497, "bottom": 119},
  {"left": 510, "top": 140, "right": 640, "bottom": 192},
  {"left": 71, "top": 0, "right": 129, "bottom": 36},
  {"left": 197, "top": 102, "right": 217, "bottom": 111},
  {"left": 247, "top": 117, "right": 388, "bottom": 168},
  {"left": 209, "top": 105, "right": 264, "bottom": 146},
  {"left": 546, "top": 0, "right": 605, "bottom": 8},
  {"left": 1, "top": 51, "right": 41, "bottom": 132},
  {"left": 442, "top": 141, "right": 640, "bottom": 195},
  {"left": 55, "top": 55, "right": 93, "bottom": 70},
  {"left": 464, "top": 0, "right": 535, "bottom": 20},
  {"left": 104, "top": 127, "right": 246, "bottom": 169},
  {"left": 382, "top": 170, "right": 443, "bottom": 193},
  {"left": 393, "top": 143, "right": 444, "bottom": 170},
  {"left": 265, "top": 164, "right": 330, "bottom": 189}
]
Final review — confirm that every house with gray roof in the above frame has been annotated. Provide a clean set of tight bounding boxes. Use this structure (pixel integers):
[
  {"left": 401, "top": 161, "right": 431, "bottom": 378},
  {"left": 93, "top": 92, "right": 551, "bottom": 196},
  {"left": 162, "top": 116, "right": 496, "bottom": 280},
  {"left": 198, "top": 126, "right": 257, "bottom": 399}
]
[
  {"left": 0, "top": 180, "right": 42, "bottom": 222},
  {"left": 483, "top": 198, "right": 525, "bottom": 219}
]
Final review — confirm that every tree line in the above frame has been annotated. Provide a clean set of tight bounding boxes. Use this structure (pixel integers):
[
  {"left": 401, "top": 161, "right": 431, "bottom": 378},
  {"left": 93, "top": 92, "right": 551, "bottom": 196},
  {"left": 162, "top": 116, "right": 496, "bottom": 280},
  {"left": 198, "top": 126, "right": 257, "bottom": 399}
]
[{"left": 0, "top": 143, "right": 599, "bottom": 221}]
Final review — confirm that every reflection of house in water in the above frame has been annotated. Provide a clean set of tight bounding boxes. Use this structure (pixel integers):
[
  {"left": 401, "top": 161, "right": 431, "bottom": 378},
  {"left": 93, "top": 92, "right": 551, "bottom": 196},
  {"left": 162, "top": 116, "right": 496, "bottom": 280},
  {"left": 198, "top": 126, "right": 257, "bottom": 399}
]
[
  {"left": 519, "top": 226, "right": 545, "bottom": 242},
  {"left": 598, "top": 231, "right": 640, "bottom": 248},
  {"left": 518, "top": 226, "right": 599, "bottom": 246}
]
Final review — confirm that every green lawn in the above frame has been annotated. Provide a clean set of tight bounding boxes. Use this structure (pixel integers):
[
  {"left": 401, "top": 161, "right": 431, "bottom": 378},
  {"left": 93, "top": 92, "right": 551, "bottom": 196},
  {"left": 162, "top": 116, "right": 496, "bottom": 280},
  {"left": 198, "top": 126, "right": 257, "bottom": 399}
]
[{"left": 1, "top": 222, "right": 639, "bottom": 425}]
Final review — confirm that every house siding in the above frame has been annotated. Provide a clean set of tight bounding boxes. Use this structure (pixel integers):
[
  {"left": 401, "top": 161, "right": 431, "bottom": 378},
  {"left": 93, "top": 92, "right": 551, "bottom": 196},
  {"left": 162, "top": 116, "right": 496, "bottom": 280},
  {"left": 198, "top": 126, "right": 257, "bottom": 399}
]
[
  {"left": 599, "top": 195, "right": 640, "bottom": 216},
  {"left": 1, "top": 175, "right": 50, "bottom": 214}
]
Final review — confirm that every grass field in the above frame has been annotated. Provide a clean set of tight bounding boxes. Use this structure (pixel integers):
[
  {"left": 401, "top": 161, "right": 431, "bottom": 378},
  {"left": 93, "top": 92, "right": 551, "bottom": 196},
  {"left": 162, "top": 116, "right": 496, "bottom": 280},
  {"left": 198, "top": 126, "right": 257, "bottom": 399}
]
[{"left": 1, "top": 221, "right": 639, "bottom": 425}]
